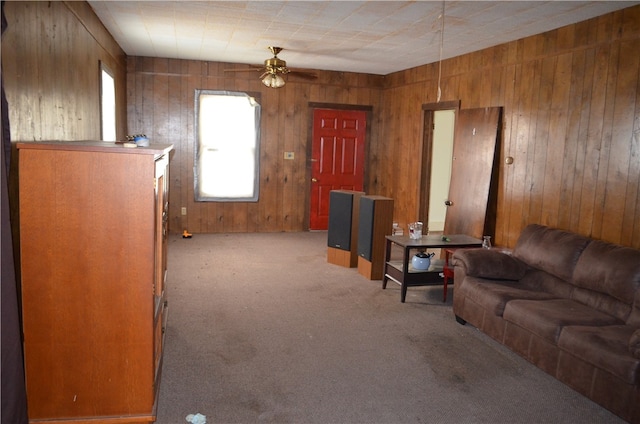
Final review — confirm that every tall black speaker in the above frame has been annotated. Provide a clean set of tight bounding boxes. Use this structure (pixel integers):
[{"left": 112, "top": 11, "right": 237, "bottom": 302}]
[
  {"left": 357, "top": 195, "right": 394, "bottom": 279},
  {"left": 327, "top": 190, "right": 364, "bottom": 267},
  {"left": 357, "top": 197, "right": 375, "bottom": 261}
]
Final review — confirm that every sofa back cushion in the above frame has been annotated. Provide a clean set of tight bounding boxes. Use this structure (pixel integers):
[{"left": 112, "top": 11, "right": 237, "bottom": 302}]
[
  {"left": 629, "top": 290, "right": 640, "bottom": 327},
  {"left": 570, "top": 287, "right": 632, "bottom": 322},
  {"left": 572, "top": 239, "right": 640, "bottom": 323},
  {"left": 520, "top": 269, "right": 574, "bottom": 298},
  {"left": 513, "top": 224, "right": 591, "bottom": 282},
  {"left": 630, "top": 329, "right": 640, "bottom": 358}
]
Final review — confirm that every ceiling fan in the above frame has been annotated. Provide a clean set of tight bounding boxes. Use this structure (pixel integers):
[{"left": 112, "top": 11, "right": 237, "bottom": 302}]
[{"left": 225, "top": 46, "right": 317, "bottom": 88}]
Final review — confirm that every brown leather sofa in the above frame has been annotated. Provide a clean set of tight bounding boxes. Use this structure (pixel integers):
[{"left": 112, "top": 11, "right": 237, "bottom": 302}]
[{"left": 452, "top": 224, "right": 640, "bottom": 423}]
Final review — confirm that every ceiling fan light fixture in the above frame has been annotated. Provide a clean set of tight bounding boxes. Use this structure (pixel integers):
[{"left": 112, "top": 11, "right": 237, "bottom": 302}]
[
  {"left": 262, "top": 73, "right": 285, "bottom": 88},
  {"left": 224, "top": 47, "right": 315, "bottom": 86}
]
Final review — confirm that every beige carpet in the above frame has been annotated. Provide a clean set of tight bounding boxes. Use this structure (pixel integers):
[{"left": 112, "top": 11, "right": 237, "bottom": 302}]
[{"left": 155, "top": 232, "right": 623, "bottom": 424}]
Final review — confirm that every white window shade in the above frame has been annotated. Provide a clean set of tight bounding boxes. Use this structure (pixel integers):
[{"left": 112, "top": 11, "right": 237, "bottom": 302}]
[
  {"left": 194, "top": 91, "right": 261, "bottom": 202},
  {"left": 100, "top": 62, "right": 116, "bottom": 142}
]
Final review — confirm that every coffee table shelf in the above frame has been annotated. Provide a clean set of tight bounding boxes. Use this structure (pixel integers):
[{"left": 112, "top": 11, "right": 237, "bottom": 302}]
[{"left": 383, "top": 234, "right": 483, "bottom": 302}]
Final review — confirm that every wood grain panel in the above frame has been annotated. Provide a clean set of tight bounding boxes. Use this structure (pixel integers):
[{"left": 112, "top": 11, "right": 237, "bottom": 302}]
[
  {"left": 607, "top": 38, "right": 639, "bottom": 245},
  {"left": 126, "top": 57, "right": 383, "bottom": 234},
  {"left": 541, "top": 52, "right": 572, "bottom": 228},
  {"left": 560, "top": 49, "right": 587, "bottom": 232},
  {"left": 379, "top": 5, "right": 640, "bottom": 249},
  {"left": 591, "top": 42, "right": 619, "bottom": 242},
  {"left": 2, "top": 1, "right": 127, "bottom": 141},
  {"left": 4, "top": 1, "right": 639, "bottom": 248}
]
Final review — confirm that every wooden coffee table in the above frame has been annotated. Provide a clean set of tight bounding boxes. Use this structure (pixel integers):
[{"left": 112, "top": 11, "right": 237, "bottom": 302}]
[{"left": 383, "top": 234, "right": 483, "bottom": 302}]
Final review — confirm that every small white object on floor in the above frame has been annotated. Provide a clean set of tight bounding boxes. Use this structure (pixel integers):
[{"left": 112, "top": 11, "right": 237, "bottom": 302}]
[{"left": 186, "top": 413, "right": 206, "bottom": 424}]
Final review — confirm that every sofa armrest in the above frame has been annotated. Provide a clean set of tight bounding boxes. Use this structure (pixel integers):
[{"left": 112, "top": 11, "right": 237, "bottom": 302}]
[
  {"left": 453, "top": 248, "right": 528, "bottom": 281},
  {"left": 631, "top": 329, "right": 640, "bottom": 359}
]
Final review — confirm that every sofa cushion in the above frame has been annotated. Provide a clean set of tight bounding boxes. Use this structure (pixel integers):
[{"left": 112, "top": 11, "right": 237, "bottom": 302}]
[
  {"left": 461, "top": 277, "right": 558, "bottom": 316},
  {"left": 520, "top": 269, "right": 575, "bottom": 298},
  {"left": 452, "top": 248, "right": 528, "bottom": 280},
  {"left": 503, "top": 299, "right": 622, "bottom": 343},
  {"left": 513, "top": 224, "right": 591, "bottom": 282},
  {"left": 571, "top": 286, "right": 632, "bottom": 324},
  {"left": 631, "top": 329, "right": 640, "bottom": 359},
  {"left": 558, "top": 325, "right": 640, "bottom": 385},
  {"left": 573, "top": 239, "right": 640, "bottom": 302},
  {"left": 629, "top": 290, "right": 640, "bottom": 327}
]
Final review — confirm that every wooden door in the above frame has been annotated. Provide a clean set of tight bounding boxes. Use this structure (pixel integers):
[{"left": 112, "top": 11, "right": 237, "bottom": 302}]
[
  {"left": 310, "top": 109, "right": 366, "bottom": 230},
  {"left": 443, "top": 107, "right": 501, "bottom": 238}
]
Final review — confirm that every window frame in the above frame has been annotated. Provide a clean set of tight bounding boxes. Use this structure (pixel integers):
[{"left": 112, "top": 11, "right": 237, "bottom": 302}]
[{"left": 194, "top": 90, "right": 261, "bottom": 202}]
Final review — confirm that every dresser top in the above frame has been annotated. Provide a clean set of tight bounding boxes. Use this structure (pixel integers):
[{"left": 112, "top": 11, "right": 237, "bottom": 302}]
[{"left": 16, "top": 140, "right": 173, "bottom": 156}]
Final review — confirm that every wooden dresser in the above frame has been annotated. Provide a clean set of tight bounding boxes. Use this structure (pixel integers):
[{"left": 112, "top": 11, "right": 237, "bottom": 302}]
[{"left": 16, "top": 141, "right": 173, "bottom": 423}]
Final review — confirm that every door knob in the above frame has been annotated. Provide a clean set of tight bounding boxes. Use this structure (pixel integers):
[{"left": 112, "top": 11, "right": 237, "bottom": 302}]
[
  {"left": 444, "top": 200, "right": 453, "bottom": 206},
  {"left": 311, "top": 178, "right": 318, "bottom": 182}
]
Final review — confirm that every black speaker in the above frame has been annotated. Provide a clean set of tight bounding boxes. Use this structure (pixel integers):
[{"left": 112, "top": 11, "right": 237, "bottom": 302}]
[
  {"left": 356, "top": 196, "right": 394, "bottom": 280},
  {"left": 327, "top": 190, "right": 364, "bottom": 268},
  {"left": 357, "top": 197, "right": 375, "bottom": 260},
  {"left": 327, "top": 191, "right": 356, "bottom": 250}
]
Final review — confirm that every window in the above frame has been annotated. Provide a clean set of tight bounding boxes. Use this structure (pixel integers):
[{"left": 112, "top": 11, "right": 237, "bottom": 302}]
[
  {"left": 195, "top": 90, "right": 261, "bottom": 202},
  {"left": 99, "top": 62, "right": 116, "bottom": 141}
]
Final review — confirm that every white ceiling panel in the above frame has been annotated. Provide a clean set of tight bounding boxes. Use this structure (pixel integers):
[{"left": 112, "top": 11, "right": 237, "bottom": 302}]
[{"left": 88, "top": 1, "right": 640, "bottom": 75}]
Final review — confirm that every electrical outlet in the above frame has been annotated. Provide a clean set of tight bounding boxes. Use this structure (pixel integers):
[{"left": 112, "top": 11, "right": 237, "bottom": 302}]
[
  {"left": 284, "top": 151, "right": 294, "bottom": 160},
  {"left": 181, "top": 207, "right": 187, "bottom": 215}
]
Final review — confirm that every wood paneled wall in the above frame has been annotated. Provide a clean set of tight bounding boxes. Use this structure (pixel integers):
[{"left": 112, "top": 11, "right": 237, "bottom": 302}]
[
  {"left": 126, "top": 58, "right": 383, "bottom": 234},
  {"left": 1, "top": 1, "right": 127, "bottom": 141},
  {"left": 3, "top": 1, "right": 639, "bottom": 248},
  {"left": 377, "top": 5, "right": 640, "bottom": 249},
  {"left": 2, "top": 1, "right": 128, "bottom": 254}
]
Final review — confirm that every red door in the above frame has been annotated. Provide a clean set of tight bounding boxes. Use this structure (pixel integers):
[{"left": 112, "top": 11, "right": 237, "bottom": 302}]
[{"left": 310, "top": 109, "right": 366, "bottom": 230}]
